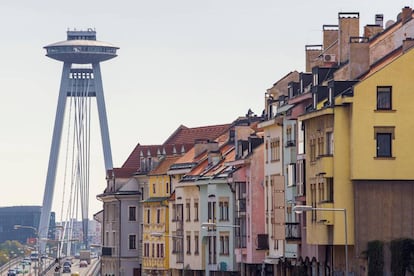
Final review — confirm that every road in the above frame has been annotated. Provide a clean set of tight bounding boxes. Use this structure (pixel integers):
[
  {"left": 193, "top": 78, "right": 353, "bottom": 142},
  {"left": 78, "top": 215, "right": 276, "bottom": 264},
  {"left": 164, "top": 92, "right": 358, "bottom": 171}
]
[
  {"left": 43, "top": 258, "right": 99, "bottom": 276},
  {"left": 0, "top": 257, "right": 99, "bottom": 276}
]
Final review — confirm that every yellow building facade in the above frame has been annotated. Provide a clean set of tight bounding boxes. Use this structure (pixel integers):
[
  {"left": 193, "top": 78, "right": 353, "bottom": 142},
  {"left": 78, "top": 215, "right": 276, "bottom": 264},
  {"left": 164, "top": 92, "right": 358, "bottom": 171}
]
[
  {"left": 300, "top": 93, "right": 355, "bottom": 271},
  {"left": 142, "top": 169, "right": 173, "bottom": 275},
  {"left": 349, "top": 47, "right": 414, "bottom": 273}
]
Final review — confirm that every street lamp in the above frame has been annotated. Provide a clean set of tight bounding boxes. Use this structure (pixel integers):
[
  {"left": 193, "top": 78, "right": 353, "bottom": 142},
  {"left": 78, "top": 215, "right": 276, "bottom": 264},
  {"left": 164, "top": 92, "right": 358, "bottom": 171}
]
[
  {"left": 293, "top": 205, "right": 348, "bottom": 276},
  {"left": 14, "top": 225, "right": 42, "bottom": 276},
  {"left": 200, "top": 222, "right": 242, "bottom": 275},
  {"left": 150, "top": 232, "right": 185, "bottom": 276}
]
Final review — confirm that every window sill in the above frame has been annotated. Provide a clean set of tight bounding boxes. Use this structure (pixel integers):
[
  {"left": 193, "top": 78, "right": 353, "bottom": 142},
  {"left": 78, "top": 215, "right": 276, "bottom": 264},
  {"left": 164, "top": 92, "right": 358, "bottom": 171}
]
[
  {"left": 374, "top": 156, "right": 396, "bottom": 160},
  {"left": 374, "top": 109, "right": 396, "bottom": 113}
]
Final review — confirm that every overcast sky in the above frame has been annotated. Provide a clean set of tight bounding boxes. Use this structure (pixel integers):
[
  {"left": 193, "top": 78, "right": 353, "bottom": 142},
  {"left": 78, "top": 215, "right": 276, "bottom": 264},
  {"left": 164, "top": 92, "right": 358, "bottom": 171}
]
[{"left": 0, "top": 0, "right": 411, "bottom": 220}]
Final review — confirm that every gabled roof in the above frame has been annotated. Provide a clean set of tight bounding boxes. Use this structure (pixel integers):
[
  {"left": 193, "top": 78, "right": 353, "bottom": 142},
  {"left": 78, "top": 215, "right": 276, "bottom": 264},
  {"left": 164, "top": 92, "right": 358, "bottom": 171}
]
[
  {"left": 121, "top": 143, "right": 192, "bottom": 170},
  {"left": 182, "top": 143, "right": 234, "bottom": 180},
  {"left": 163, "top": 124, "right": 231, "bottom": 145}
]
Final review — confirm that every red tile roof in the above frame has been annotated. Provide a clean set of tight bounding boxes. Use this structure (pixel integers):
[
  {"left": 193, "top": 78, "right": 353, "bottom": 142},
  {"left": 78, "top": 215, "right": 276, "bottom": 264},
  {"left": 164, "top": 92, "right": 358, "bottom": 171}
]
[
  {"left": 121, "top": 143, "right": 193, "bottom": 170},
  {"left": 120, "top": 123, "right": 231, "bottom": 172},
  {"left": 163, "top": 124, "right": 231, "bottom": 145},
  {"left": 106, "top": 167, "right": 137, "bottom": 179}
]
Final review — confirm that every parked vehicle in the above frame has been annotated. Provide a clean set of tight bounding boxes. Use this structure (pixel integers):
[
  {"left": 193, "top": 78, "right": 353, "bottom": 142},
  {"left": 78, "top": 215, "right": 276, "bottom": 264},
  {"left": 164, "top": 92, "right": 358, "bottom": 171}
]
[{"left": 7, "top": 269, "right": 16, "bottom": 276}]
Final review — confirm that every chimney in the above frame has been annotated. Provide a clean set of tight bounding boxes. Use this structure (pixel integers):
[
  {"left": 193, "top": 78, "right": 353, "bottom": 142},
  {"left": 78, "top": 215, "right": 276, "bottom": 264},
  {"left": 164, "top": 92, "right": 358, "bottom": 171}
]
[
  {"left": 305, "top": 45, "right": 323, "bottom": 72},
  {"left": 401, "top": 6, "right": 413, "bottom": 24},
  {"left": 364, "top": 24, "right": 383, "bottom": 39},
  {"left": 403, "top": 37, "right": 414, "bottom": 52},
  {"left": 375, "top": 14, "right": 384, "bottom": 27},
  {"left": 349, "top": 37, "right": 369, "bottom": 79},
  {"left": 323, "top": 25, "right": 339, "bottom": 49},
  {"left": 338, "top": 12, "right": 360, "bottom": 64},
  {"left": 194, "top": 139, "right": 218, "bottom": 157}
]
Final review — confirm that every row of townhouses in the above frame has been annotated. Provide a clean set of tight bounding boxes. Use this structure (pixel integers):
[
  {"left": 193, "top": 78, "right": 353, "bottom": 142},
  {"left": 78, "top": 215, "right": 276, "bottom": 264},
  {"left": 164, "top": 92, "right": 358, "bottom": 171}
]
[{"left": 95, "top": 6, "right": 414, "bottom": 276}]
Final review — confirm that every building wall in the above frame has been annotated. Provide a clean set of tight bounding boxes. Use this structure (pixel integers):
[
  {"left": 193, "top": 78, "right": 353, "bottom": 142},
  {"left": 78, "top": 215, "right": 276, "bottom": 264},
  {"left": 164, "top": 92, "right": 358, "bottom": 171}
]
[
  {"left": 246, "top": 144, "right": 266, "bottom": 264},
  {"left": 174, "top": 184, "right": 203, "bottom": 271},
  {"left": 351, "top": 48, "right": 414, "bottom": 180},
  {"left": 199, "top": 179, "right": 238, "bottom": 273}
]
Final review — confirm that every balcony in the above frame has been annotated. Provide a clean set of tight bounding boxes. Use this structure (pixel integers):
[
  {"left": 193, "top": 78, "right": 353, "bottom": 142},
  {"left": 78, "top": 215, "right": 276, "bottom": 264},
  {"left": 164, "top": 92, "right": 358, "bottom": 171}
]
[
  {"left": 285, "top": 222, "right": 301, "bottom": 242},
  {"left": 286, "top": 140, "right": 296, "bottom": 147}
]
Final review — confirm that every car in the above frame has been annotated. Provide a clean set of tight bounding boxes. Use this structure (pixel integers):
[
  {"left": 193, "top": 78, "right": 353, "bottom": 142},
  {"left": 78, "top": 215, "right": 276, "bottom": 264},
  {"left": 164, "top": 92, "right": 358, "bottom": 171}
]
[
  {"left": 62, "top": 265, "right": 71, "bottom": 273},
  {"left": 70, "top": 272, "right": 80, "bottom": 276},
  {"left": 63, "top": 261, "right": 72, "bottom": 267},
  {"left": 13, "top": 267, "right": 22, "bottom": 274},
  {"left": 23, "top": 257, "right": 31, "bottom": 265},
  {"left": 7, "top": 269, "right": 16, "bottom": 276},
  {"left": 79, "top": 260, "right": 88, "bottom": 268}
]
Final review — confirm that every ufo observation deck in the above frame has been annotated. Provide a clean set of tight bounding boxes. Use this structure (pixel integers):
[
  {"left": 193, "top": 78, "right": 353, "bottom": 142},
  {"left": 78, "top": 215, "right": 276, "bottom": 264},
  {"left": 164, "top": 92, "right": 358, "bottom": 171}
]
[{"left": 44, "top": 29, "right": 119, "bottom": 64}]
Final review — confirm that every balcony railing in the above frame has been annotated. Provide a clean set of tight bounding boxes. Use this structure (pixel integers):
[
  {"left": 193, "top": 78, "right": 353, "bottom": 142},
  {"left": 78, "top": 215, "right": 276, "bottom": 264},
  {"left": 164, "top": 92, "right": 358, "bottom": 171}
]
[{"left": 285, "top": 222, "right": 301, "bottom": 241}]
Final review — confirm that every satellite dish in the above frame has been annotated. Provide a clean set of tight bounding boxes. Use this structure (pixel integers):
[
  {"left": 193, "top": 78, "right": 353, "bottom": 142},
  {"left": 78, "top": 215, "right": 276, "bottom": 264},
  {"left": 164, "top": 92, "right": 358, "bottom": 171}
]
[{"left": 385, "top": 20, "right": 395, "bottom": 28}]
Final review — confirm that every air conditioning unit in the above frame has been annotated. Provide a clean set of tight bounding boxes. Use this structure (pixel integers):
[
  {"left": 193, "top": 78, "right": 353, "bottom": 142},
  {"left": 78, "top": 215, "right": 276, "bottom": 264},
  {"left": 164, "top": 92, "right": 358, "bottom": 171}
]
[{"left": 323, "top": 54, "right": 336, "bottom": 62}]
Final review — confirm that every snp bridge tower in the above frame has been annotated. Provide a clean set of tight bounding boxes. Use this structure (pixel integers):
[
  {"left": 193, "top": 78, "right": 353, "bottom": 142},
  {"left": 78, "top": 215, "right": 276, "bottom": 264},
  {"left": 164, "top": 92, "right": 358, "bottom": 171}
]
[{"left": 39, "top": 29, "right": 118, "bottom": 251}]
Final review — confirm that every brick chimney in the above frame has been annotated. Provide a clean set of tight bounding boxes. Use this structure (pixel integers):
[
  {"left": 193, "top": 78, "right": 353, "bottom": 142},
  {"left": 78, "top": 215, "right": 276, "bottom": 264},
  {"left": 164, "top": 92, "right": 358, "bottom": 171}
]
[
  {"left": 305, "top": 45, "right": 323, "bottom": 72},
  {"left": 338, "top": 12, "right": 360, "bottom": 64},
  {"left": 349, "top": 37, "right": 369, "bottom": 79},
  {"left": 401, "top": 6, "right": 413, "bottom": 24},
  {"left": 194, "top": 139, "right": 218, "bottom": 157},
  {"left": 323, "top": 25, "right": 339, "bottom": 49}
]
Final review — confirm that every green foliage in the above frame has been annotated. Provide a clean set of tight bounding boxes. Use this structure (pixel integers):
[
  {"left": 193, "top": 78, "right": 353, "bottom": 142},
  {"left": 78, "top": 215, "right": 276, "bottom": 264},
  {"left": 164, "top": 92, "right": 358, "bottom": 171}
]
[
  {"left": 366, "top": 240, "right": 384, "bottom": 276},
  {"left": 390, "top": 238, "right": 414, "bottom": 276},
  {"left": 0, "top": 240, "right": 25, "bottom": 266}
]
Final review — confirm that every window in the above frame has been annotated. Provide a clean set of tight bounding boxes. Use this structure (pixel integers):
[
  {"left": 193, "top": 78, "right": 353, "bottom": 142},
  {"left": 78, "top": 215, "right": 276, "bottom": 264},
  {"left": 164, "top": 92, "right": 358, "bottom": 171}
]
[
  {"left": 317, "top": 136, "right": 324, "bottom": 156},
  {"left": 194, "top": 201, "right": 199, "bottom": 221},
  {"left": 208, "top": 201, "right": 216, "bottom": 222},
  {"left": 219, "top": 234, "right": 230, "bottom": 255},
  {"left": 326, "top": 131, "right": 334, "bottom": 155},
  {"left": 194, "top": 234, "right": 199, "bottom": 255},
  {"left": 128, "top": 206, "right": 136, "bottom": 221},
  {"left": 310, "top": 138, "right": 316, "bottom": 162},
  {"left": 270, "top": 138, "right": 281, "bottom": 161},
  {"left": 377, "top": 86, "right": 392, "bottom": 110},
  {"left": 376, "top": 133, "right": 392, "bottom": 157},
  {"left": 144, "top": 243, "right": 149, "bottom": 257},
  {"left": 156, "top": 209, "right": 161, "bottom": 224},
  {"left": 326, "top": 178, "right": 334, "bottom": 202},
  {"left": 152, "top": 243, "right": 155, "bottom": 257},
  {"left": 160, "top": 243, "right": 164, "bottom": 258},
  {"left": 208, "top": 236, "right": 217, "bottom": 264},
  {"left": 287, "top": 164, "right": 296, "bottom": 187},
  {"left": 186, "top": 233, "right": 191, "bottom": 254},
  {"left": 166, "top": 182, "right": 169, "bottom": 194},
  {"left": 129, "top": 234, "right": 137, "bottom": 250},
  {"left": 152, "top": 183, "right": 156, "bottom": 194},
  {"left": 219, "top": 199, "right": 229, "bottom": 221},
  {"left": 186, "top": 200, "right": 191, "bottom": 222},
  {"left": 146, "top": 209, "right": 150, "bottom": 224},
  {"left": 375, "top": 126, "right": 394, "bottom": 158}
]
